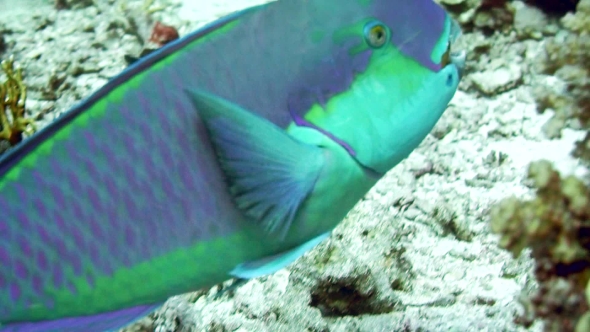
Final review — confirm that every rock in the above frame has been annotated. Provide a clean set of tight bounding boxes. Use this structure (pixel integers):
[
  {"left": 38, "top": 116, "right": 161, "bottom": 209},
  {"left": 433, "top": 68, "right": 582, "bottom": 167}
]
[
  {"left": 470, "top": 64, "right": 523, "bottom": 96},
  {"left": 436, "top": 0, "right": 482, "bottom": 24},
  {"left": 473, "top": 6, "right": 514, "bottom": 32},
  {"left": 513, "top": 2, "right": 548, "bottom": 39}
]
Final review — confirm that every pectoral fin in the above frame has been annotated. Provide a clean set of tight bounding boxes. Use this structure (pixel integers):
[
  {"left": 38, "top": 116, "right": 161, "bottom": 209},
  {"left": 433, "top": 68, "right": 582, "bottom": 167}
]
[{"left": 186, "top": 89, "right": 325, "bottom": 239}]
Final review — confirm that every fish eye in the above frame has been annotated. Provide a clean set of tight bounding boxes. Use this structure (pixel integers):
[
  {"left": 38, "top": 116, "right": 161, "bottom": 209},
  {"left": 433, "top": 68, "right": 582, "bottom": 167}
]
[{"left": 364, "top": 21, "right": 389, "bottom": 49}]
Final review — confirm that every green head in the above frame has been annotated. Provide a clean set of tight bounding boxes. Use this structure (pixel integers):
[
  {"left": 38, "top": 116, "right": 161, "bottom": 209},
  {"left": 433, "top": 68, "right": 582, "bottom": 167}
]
[{"left": 287, "top": 0, "right": 465, "bottom": 174}]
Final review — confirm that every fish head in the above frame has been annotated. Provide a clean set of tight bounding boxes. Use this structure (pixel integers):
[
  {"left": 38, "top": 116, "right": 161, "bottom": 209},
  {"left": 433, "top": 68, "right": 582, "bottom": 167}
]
[{"left": 294, "top": 0, "right": 465, "bottom": 175}]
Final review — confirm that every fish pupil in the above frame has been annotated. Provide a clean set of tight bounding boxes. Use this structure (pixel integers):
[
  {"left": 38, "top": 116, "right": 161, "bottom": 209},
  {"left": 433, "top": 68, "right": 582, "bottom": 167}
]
[
  {"left": 366, "top": 24, "right": 387, "bottom": 48},
  {"left": 375, "top": 28, "right": 383, "bottom": 39}
]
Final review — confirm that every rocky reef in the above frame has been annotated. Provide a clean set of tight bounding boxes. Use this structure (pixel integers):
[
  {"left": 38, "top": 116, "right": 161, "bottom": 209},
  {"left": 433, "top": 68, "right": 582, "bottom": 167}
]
[{"left": 481, "top": 0, "right": 590, "bottom": 331}]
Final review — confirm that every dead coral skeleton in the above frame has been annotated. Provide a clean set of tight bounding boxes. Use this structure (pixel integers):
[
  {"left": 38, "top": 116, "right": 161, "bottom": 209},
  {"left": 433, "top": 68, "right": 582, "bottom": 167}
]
[{"left": 0, "top": 56, "right": 35, "bottom": 146}]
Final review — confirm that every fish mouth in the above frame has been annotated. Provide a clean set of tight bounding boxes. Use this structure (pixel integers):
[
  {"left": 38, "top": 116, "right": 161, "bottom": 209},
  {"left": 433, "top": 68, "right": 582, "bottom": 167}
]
[
  {"left": 450, "top": 50, "right": 466, "bottom": 77},
  {"left": 440, "top": 48, "right": 466, "bottom": 77},
  {"left": 440, "top": 19, "right": 466, "bottom": 78}
]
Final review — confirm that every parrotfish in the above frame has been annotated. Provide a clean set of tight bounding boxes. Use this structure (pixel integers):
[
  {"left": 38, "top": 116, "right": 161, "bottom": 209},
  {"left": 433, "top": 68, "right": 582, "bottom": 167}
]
[{"left": 0, "top": 0, "right": 465, "bottom": 331}]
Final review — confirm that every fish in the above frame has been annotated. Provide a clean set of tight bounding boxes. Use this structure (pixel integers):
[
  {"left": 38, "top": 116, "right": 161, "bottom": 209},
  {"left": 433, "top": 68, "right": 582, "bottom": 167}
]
[{"left": 0, "top": 0, "right": 465, "bottom": 331}]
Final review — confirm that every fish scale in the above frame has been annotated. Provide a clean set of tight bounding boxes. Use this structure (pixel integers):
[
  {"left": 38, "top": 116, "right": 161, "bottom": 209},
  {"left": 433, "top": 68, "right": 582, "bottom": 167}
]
[{"left": 0, "top": 67, "right": 246, "bottom": 322}]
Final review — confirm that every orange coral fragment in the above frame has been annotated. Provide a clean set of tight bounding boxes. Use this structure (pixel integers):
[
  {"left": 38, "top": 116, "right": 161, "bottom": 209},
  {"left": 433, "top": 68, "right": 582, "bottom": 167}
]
[{"left": 148, "top": 22, "right": 179, "bottom": 47}]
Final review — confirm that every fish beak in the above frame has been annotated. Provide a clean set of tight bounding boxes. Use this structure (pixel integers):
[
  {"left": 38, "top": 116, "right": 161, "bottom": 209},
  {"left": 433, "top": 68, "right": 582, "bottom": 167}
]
[
  {"left": 450, "top": 50, "right": 466, "bottom": 78},
  {"left": 440, "top": 18, "right": 465, "bottom": 78},
  {"left": 449, "top": 18, "right": 465, "bottom": 78}
]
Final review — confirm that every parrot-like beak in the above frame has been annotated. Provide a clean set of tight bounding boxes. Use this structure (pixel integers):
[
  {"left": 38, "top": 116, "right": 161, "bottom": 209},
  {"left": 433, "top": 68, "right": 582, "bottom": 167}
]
[
  {"left": 449, "top": 19, "right": 465, "bottom": 78},
  {"left": 440, "top": 19, "right": 466, "bottom": 78},
  {"left": 451, "top": 50, "right": 466, "bottom": 78}
]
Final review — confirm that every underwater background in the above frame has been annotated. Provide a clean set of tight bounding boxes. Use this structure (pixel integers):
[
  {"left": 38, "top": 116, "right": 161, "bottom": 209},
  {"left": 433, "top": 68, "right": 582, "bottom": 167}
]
[{"left": 0, "top": 0, "right": 588, "bottom": 331}]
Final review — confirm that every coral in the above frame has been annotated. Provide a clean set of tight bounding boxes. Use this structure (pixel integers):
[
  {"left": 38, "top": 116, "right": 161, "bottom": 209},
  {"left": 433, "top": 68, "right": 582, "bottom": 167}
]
[
  {"left": 489, "top": 2, "right": 590, "bottom": 331},
  {"left": 0, "top": 56, "right": 35, "bottom": 147},
  {"left": 532, "top": 0, "right": 590, "bottom": 160},
  {"left": 123, "top": 21, "right": 180, "bottom": 66},
  {"left": 490, "top": 160, "right": 590, "bottom": 332},
  {"left": 120, "top": 0, "right": 179, "bottom": 66},
  {"left": 148, "top": 21, "right": 179, "bottom": 47},
  {"left": 437, "top": 0, "right": 515, "bottom": 32}
]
